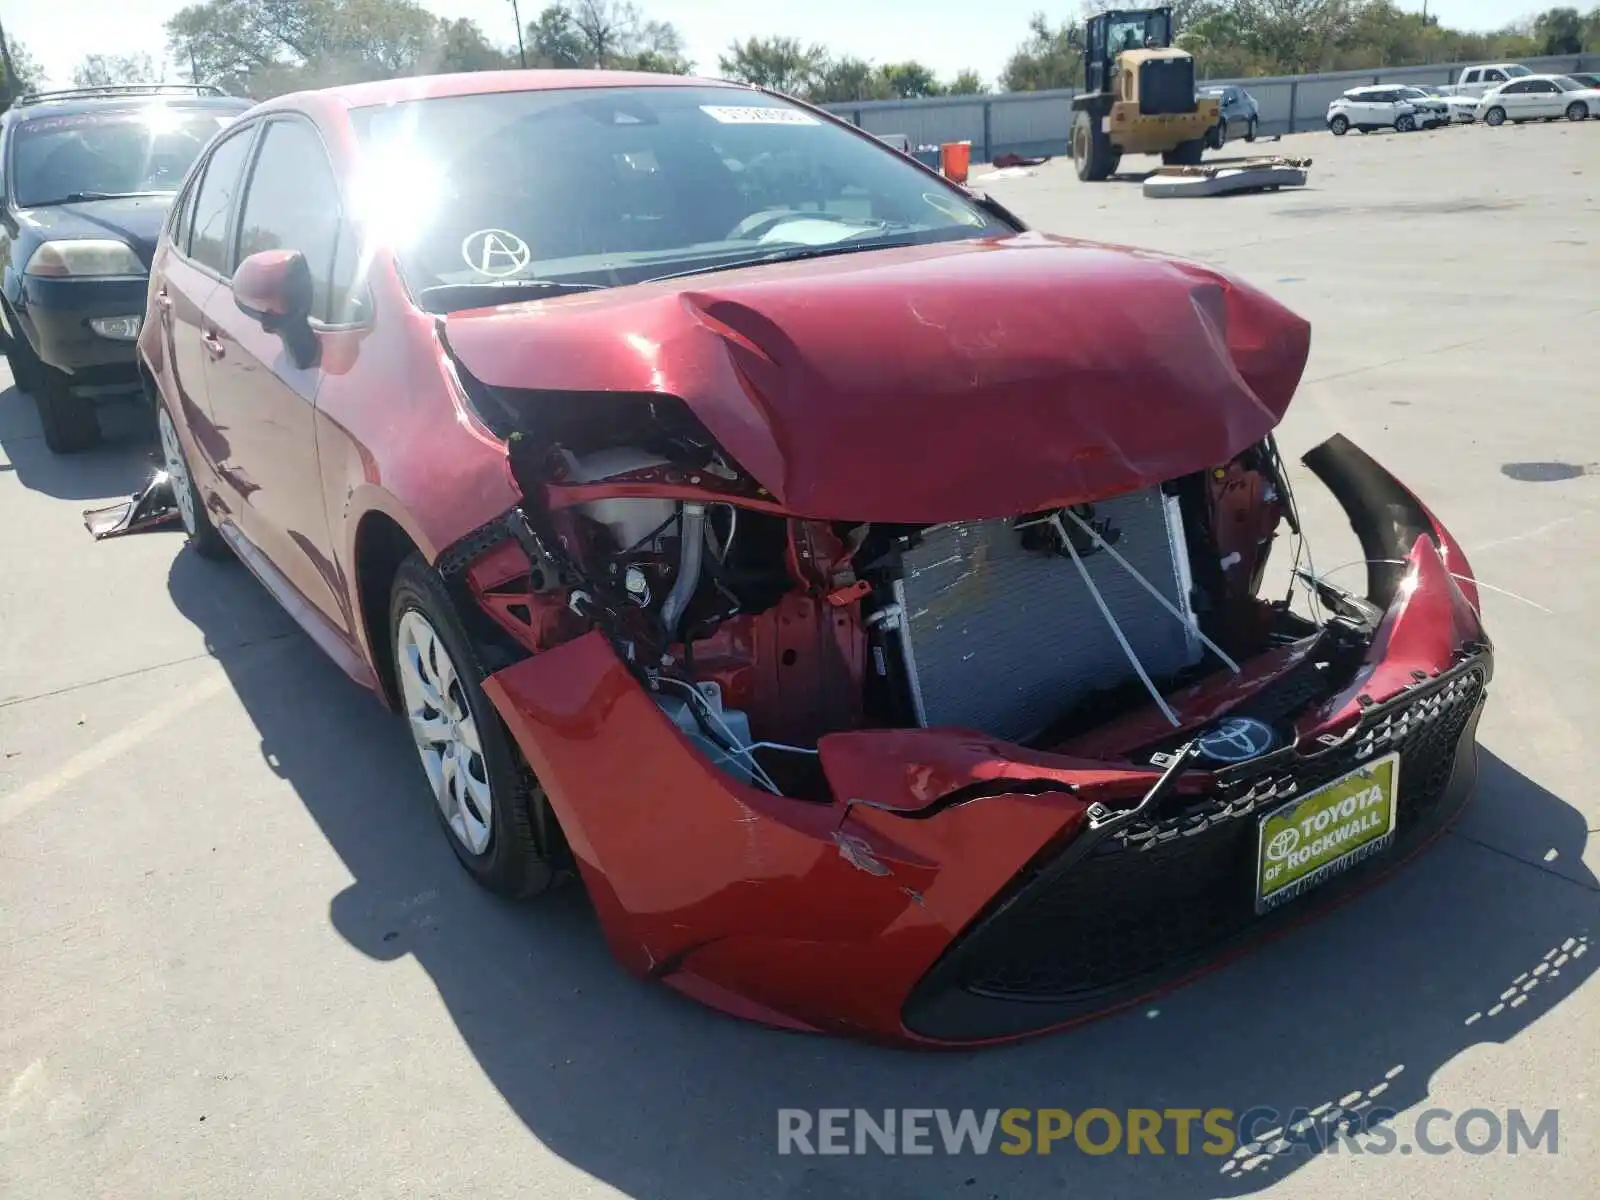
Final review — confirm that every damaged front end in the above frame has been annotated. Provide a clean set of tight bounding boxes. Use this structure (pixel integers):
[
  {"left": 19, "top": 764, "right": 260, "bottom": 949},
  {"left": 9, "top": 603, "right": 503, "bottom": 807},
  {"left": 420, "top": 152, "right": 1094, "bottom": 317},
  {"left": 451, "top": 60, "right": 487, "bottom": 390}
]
[
  {"left": 425, "top": 246, "right": 1490, "bottom": 1044},
  {"left": 433, "top": 377, "right": 1489, "bottom": 1044}
]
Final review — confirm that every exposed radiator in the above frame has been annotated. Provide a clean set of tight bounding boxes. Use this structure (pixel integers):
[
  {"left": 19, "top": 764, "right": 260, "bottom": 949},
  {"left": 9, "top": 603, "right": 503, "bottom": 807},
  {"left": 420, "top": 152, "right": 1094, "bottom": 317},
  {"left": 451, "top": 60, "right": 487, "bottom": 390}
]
[{"left": 891, "top": 488, "right": 1200, "bottom": 744}]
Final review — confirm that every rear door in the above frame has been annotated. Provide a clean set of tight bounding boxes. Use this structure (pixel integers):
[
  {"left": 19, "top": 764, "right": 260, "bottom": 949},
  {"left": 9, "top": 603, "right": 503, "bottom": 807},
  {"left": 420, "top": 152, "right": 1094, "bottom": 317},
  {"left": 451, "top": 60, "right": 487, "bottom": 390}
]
[
  {"left": 155, "top": 121, "right": 258, "bottom": 485},
  {"left": 199, "top": 115, "right": 353, "bottom": 640}
]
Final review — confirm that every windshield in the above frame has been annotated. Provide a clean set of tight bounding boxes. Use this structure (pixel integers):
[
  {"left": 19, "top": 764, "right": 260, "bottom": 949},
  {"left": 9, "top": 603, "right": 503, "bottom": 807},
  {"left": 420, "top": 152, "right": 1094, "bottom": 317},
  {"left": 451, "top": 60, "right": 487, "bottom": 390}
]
[
  {"left": 11, "top": 107, "right": 236, "bottom": 208},
  {"left": 1551, "top": 76, "right": 1581, "bottom": 92},
  {"left": 348, "top": 85, "right": 1002, "bottom": 312},
  {"left": 1504, "top": 65, "right": 1532, "bottom": 77},
  {"left": 1106, "top": 11, "right": 1171, "bottom": 51}
]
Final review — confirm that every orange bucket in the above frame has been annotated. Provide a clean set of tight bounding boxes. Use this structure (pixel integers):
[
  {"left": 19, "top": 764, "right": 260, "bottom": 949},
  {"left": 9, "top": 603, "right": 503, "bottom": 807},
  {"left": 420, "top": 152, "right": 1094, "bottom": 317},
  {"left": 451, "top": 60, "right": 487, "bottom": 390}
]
[{"left": 939, "top": 140, "right": 972, "bottom": 184}]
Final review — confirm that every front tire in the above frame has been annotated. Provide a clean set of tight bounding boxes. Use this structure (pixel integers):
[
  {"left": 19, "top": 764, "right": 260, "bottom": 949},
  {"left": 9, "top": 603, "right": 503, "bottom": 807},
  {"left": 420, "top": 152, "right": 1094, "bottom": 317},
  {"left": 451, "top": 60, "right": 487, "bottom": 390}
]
[
  {"left": 1484, "top": 106, "right": 1506, "bottom": 126},
  {"left": 1245, "top": 117, "right": 1258, "bottom": 142},
  {"left": 1566, "top": 101, "right": 1589, "bottom": 121},
  {"left": 1329, "top": 115, "right": 1349, "bottom": 135},
  {"left": 1071, "top": 110, "right": 1120, "bottom": 181},
  {"left": 35, "top": 365, "right": 100, "bottom": 454},
  {"left": 1210, "top": 119, "right": 1227, "bottom": 150},
  {"left": 389, "top": 554, "right": 564, "bottom": 899},
  {"left": 1395, "top": 113, "right": 1417, "bottom": 133}
]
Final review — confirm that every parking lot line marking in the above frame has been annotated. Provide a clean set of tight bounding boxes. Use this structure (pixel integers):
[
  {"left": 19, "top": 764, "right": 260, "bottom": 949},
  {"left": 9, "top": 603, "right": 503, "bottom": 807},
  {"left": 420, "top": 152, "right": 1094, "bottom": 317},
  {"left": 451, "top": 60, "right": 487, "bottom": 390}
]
[
  {"left": 0, "top": 671, "right": 232, "bottom": 829},
  {"left": 0, "top": 633, "right": 293, "bottom": 711}
]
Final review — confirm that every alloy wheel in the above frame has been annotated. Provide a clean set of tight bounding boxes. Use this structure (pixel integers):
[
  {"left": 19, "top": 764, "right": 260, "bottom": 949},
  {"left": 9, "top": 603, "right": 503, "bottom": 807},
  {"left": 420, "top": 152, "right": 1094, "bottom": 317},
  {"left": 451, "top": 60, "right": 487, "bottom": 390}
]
[{"left": 396, "top": 609, "right": 494, "bottom": 856}]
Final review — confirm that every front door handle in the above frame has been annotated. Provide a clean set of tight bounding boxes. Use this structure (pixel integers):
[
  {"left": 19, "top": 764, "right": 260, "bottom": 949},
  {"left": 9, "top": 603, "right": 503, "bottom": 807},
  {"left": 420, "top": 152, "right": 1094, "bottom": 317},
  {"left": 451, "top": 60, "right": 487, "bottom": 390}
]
[
  {"left": 155, "top": 286, "right": 172, "bottom": 311},
  {"left": 201, "top": 329, "right": 226, "bottom": 360}
]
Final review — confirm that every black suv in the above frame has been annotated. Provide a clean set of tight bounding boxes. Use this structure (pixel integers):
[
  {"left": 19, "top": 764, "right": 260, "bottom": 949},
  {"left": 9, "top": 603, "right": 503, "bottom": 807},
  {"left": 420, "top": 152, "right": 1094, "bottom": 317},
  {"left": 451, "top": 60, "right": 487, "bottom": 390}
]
[{"left": 0, "top": 85, "right": 254, "bottom": 452}]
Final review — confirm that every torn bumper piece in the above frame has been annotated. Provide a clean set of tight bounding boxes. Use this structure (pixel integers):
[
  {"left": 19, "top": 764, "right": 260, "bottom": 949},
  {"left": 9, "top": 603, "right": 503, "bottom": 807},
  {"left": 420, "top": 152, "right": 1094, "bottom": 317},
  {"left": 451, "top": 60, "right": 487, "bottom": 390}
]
[
  {"left": 481, "top": 436, "right": 1492, "bottom": 1045},
  {"left": 82, "top": 470, "right": 182, "bottom": 539}
]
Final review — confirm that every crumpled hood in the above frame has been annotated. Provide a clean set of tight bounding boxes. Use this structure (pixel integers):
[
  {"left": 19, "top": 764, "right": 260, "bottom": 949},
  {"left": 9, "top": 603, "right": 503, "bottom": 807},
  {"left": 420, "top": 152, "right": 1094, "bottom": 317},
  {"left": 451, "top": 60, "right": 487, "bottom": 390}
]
[{"left": 443, "top": 232, "right": 1312, "bottom": 522}]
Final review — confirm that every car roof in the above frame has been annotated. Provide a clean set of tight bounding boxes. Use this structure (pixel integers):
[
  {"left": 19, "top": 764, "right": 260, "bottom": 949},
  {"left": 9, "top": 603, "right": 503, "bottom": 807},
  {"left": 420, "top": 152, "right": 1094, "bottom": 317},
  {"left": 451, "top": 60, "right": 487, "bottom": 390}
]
[
  {"left": 8, "top": 89, "right": 253, "bottom": 123},
  {"left": 271, "top": 69, "right": 747, "bottom": 112}
]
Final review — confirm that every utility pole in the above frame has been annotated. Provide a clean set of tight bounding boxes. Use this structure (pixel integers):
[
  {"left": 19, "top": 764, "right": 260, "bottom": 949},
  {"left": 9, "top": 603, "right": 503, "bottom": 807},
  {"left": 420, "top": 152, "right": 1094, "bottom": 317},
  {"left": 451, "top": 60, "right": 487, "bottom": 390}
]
[{"left": 510, "top": 0, "right": 527, "bottom": 68}]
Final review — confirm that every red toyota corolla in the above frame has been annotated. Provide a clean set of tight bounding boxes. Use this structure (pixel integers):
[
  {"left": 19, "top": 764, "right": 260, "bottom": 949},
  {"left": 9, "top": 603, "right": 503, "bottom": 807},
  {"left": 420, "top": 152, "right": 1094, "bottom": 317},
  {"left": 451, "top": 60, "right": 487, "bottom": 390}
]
[{"left": 139, "top": 69, "right": 1492, "bottom": 1046}]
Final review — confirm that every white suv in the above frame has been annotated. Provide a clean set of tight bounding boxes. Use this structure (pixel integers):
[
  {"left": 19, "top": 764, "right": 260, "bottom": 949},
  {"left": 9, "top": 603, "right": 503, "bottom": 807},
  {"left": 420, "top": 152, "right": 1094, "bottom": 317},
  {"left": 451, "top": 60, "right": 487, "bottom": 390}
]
[{"left": 1326, "top": 86, "right": 1447, "bottom": 135}]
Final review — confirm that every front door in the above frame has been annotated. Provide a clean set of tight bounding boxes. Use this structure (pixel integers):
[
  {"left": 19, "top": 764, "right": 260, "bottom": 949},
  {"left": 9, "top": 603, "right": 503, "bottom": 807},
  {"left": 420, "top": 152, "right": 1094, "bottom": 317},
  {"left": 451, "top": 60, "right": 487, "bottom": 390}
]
[{"left": 201, "top": 115, "right": 352, "bottom": 641}]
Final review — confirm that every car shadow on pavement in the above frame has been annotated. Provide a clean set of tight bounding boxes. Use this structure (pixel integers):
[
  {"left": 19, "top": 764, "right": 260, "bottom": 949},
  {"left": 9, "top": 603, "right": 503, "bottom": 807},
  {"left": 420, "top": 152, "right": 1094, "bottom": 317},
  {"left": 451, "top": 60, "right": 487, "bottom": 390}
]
[
  {"left": 167, "top": 545, "right": 1597, "bottom": 1200},
  {"left": 0, "top": 384, "right": 157, "bottom": 501}
]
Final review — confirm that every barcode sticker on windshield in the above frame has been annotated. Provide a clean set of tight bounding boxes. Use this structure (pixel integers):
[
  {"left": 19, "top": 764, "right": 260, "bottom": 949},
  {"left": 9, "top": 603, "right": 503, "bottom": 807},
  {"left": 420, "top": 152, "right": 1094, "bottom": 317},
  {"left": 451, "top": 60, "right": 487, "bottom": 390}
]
[{"left": 700, "top": 105, "right": 819, "bottom": 125}]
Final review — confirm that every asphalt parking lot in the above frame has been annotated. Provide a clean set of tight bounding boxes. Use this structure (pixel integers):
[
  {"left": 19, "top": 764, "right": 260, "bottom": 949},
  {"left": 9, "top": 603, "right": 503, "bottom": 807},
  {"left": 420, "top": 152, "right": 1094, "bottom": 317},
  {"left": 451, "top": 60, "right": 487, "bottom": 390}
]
[{"left": 3, "top": 119, "right": 1598, "bottom": 1200}]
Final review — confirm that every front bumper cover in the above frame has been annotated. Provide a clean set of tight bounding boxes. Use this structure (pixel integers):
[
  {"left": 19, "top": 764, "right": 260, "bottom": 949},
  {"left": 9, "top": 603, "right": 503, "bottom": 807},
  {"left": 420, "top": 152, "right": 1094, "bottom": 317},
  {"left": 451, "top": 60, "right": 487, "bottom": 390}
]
[
  {"left": 16, "top": 275, "right": 146, "bottom": 381},
  {"left": 482, "top": 435, "right": 1492, "bottom": 1046}
]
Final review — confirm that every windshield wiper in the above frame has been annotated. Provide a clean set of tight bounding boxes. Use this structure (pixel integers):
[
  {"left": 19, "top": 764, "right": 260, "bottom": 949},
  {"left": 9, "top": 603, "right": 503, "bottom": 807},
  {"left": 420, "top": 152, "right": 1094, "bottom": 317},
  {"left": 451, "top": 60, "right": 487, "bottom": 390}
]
[
  {"left": 416, "top": 279, "right": 608, "bottom": 311},
  {"left": 640, "top": 236, "right": 924, "bottom": 285},
  {"left": 29, "top": 190, "right": 167, "bottom": 205}
]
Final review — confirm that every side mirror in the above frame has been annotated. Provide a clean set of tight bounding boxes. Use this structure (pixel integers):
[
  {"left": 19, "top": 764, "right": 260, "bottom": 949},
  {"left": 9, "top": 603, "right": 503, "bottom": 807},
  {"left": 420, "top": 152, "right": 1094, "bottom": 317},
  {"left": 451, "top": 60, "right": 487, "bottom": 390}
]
[{"left": 233, "top": 249, "right": 320, "bottom": 369}]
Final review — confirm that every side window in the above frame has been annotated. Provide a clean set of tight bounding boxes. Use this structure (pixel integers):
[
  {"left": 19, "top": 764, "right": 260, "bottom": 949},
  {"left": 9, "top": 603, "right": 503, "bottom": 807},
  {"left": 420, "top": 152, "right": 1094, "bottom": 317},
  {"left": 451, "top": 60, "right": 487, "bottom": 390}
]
[
  {"left": 1463, "top": 69, "right": 1479, "bottom": 84},
  {"left": 1485, "top": 70, "right": 1507, "bottom": 82},
  {"left": 1501, "top": 81, "right": 1528, "bottom": 94},
  {"left": 190, "top": 127, "right": 256, "bottom": 276},
  {"left": 1533, "top": 81, "right": 1558, "bottom": 93},
  {"left": 170, "top": 175, "right": 198, "bottom": 253},
  {"left": 236, "top": 119, "right": 342, "bottom": 322}
]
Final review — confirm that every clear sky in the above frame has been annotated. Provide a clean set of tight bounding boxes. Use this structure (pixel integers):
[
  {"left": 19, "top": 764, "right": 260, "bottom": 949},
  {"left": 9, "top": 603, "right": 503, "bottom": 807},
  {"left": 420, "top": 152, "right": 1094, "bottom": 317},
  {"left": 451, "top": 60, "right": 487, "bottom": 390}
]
[{"left": 6, "top": 0, "right": 1544, "bottom": 91}]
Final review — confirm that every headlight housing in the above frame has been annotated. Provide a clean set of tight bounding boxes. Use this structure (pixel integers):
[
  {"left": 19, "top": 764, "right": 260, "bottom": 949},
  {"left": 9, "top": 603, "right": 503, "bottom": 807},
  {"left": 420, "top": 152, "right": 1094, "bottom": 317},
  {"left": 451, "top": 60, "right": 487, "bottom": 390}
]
[{"left": 24, "top": 240, "right": 144, "bottom": 278}]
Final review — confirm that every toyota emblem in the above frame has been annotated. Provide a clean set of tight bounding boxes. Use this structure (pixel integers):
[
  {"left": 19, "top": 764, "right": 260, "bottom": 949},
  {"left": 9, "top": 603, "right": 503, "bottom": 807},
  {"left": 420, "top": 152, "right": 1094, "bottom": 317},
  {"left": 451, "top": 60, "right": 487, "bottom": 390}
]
[{"left": 1196, "top": 716, "right": 1278, "bottom": 764}]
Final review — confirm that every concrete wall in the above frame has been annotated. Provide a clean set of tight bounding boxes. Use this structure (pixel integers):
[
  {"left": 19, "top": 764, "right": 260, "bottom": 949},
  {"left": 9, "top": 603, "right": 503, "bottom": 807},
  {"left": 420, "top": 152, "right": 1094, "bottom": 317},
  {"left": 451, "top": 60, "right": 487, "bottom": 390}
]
[{"left": 824, "top": 53, "right": 1600, "bottom": 161}]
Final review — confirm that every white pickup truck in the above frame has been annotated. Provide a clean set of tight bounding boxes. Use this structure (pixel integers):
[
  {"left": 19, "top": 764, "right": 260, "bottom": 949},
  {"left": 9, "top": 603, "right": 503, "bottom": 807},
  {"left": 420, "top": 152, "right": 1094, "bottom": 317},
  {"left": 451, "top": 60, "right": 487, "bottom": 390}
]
[{"left": 1438, "top": 63, "right": 1533, "bottom": 97}]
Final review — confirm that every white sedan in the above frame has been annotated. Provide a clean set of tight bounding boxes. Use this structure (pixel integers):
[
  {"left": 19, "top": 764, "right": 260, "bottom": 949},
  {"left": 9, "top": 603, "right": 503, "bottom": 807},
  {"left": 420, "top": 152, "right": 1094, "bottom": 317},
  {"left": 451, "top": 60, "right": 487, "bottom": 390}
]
[{"left": 1476, "top": 75, "right": 1600, "bottom": 125}]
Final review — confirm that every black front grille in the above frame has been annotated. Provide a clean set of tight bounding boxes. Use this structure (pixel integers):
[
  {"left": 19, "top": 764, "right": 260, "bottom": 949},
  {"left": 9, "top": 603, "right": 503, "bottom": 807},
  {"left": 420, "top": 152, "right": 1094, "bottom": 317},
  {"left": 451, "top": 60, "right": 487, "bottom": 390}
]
[
  {"left": 904, "top": 660, "right": 1487, "bottom": 1036},
  {"left": 1139, "top": 58, "right": 1197, "bottom": 116}
]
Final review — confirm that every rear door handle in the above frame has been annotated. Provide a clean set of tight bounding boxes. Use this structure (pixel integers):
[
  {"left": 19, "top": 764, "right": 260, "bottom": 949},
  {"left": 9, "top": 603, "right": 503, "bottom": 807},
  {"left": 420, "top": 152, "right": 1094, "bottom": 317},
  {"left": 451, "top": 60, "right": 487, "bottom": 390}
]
[{"left": 201, "top": 329, "right": 226, "bottom": 360}]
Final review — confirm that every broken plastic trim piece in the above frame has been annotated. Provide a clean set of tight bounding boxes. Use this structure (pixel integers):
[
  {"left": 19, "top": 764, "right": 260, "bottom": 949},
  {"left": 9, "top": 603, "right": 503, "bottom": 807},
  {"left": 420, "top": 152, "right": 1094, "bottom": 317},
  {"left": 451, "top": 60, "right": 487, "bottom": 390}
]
[
  {"left": 1301, "top": 434, "right": 1439, "bottom": 611},
  {"left": 82, "top": 470, "right": 181, "bottom": 539}
]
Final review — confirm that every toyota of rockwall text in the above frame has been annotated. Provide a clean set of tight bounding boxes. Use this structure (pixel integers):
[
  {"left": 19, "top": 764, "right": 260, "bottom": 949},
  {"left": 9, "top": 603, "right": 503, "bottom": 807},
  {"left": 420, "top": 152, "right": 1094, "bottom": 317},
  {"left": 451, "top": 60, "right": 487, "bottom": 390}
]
[{"left": 140, "top": 71, "right": 1492, "bottom": 1047}]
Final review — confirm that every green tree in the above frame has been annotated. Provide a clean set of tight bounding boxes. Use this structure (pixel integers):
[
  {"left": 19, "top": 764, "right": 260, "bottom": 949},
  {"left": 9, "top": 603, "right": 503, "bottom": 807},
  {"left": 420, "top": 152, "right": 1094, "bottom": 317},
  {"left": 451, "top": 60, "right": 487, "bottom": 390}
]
[
  {"left": 878, "top": 60, "right": 944, "bottom": 98},
  {"left": 433, "top": 18, "right": 514, "bottom": 72},
  {"left": 717, "top": 35, "right": 828, "bottom": 94},
  {"left": 946, "top": 69, "right": 989, "bottom": 94},
  {"left": 1001, "top": 13, "right": 1082, "bottom": 91},
  {"left": 1533, "top": 5, "right": 1585, "bottom": 53},
  {"left": 527, "top": 2, "right": 689, "bottom": 72},
  {"left": 527, "top": 5, "right": 586, "bottom": 66},
  {"left": 809, "top": 56, "right": 893, "bottom": 102},
  {"left": 1, "top": 27, "right": 44, "bottom": 108},
  {"left": 73, "top": 52, "right": 162, "bottom": 87}
]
